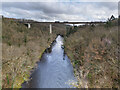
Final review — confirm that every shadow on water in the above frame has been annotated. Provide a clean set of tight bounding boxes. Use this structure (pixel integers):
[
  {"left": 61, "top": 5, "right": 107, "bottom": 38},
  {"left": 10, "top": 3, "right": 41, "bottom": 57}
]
[{"left": 21, "top": 35, "right": 77, "bottom": 88}]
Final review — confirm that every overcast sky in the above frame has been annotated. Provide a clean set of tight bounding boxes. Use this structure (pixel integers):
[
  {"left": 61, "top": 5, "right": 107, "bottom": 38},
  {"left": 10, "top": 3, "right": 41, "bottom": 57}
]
[{"left": 1, "top": 2, "right": 118, "bottom": 22}]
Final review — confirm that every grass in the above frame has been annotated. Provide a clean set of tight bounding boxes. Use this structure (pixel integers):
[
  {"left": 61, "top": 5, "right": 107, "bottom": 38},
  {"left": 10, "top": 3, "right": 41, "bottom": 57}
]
[
  {"left": 64, "top": 19, "right": 119, "bottom": 88},
  {"left": 2, "top": 17, "right": 119, "bottom": 88},
  {"left": 2, "top": 17, "right": 67, "bottom": 88}
]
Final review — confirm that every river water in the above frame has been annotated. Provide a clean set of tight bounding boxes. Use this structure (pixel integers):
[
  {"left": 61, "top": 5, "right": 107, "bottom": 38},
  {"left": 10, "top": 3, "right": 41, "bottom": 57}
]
[{"left": 22, "top": 35, "right": 76, "bottom": 88}]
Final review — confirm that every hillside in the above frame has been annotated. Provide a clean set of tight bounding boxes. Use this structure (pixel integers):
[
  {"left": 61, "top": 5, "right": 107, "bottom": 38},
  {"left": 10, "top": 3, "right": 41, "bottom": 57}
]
[
  {"left": 2, "top": 17, "right": 66, "bottom": 88},
  {"left": 2, "top": 17, "right": 119, "bottom": 88},
  {"left": 64, "top": 19, "right": 119, "bottom": 88}
]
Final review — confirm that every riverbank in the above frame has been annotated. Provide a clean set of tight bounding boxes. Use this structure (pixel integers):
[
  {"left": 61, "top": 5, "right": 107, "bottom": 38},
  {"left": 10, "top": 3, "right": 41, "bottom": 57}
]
[
  {"left": 22, "top": 35, "right": 76, "bottom": 88},
  {"left": 64, "top": 19, "right": 119, "bottom": 88},
  {"left": 2, "top": 17, "right": 66, "bottom": 88},
  {"left": 2, "top": 17, "right": 119, "bottom": 88}
]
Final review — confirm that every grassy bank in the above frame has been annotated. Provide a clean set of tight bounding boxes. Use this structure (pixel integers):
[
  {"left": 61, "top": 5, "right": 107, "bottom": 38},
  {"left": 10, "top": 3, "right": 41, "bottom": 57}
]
[
  {"left": 2, "top": 17, "right": 66, "bottom": 88},
  {"left": 2, "top": 17, "right": 119, "bottom": 88},
  {"left": 64, "top": 20, "right": 119, "bottom": 88}
]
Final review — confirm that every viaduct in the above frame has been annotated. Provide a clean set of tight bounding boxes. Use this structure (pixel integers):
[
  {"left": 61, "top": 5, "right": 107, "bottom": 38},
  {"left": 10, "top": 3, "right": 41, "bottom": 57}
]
[{"left": 18, "top": 21, "right": 106, "bottom": 34}]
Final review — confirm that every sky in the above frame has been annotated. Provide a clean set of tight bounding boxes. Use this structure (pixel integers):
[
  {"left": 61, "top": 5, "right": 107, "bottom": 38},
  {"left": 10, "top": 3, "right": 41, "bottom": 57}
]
[{"left": 1, "top": 1, "right": 119, "bottom": 22}]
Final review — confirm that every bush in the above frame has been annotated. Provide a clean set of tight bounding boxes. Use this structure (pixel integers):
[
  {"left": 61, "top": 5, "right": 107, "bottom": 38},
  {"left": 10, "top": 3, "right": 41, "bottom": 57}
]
[
  {"left": 66, "top": 26, "right": 77, "bottom": 36},
  {"left": 23, "top": 35, "right": 27, "bottom": 44}
]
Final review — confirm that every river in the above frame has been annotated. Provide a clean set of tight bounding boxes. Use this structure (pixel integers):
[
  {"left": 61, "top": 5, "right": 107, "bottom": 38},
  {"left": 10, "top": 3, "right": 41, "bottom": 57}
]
[{"left": 22, "top": 35, "right": 77, "bottom": 88}]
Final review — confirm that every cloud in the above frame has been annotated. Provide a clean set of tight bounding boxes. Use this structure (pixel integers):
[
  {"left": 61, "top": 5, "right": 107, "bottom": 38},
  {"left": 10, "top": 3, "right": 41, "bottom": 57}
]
[
  {"left": 1, "top": 0, "right": 119, "bottom": 2},
  {"left": 2, "top": 2, "right": 118, "bottom": 21}
]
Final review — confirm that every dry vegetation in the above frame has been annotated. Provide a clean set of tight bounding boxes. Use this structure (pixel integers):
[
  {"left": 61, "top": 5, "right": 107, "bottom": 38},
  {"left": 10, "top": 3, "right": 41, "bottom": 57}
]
[
  {"left": 64, "top": 19, "right": 119, "bottom": 88},
  {"left": 2, "top": 17, "right": 66, "bottom": 88},
  {"left": 2, "top": 17, "right": 119, "bottom": 89}
]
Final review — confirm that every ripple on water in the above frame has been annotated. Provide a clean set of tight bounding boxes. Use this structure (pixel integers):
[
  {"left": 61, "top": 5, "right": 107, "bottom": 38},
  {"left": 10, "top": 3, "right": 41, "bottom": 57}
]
[{"left": 22, "top": 35, "right": 77, "bottom": 88}]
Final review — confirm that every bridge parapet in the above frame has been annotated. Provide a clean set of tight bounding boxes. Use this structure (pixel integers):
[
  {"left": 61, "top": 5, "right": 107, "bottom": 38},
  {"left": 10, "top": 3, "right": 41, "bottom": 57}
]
[
  {"left": 18, "top": 21, "right": 106, "bottom": 25},
  {"left": 18, "top": 21, "right": 106, "bottom": 29}
]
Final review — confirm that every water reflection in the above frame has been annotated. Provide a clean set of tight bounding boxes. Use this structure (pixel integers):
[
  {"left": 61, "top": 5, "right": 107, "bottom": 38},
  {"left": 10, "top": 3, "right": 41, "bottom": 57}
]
[{"left": 22, "top": 35, "right": 76, "bottom": 88}]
